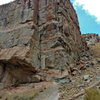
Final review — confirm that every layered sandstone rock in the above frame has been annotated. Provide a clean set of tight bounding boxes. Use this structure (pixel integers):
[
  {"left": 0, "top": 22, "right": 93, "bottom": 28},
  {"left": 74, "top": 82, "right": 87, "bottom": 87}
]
[{"left": 0, "top": 0, "right": 83, "bottom": 88}]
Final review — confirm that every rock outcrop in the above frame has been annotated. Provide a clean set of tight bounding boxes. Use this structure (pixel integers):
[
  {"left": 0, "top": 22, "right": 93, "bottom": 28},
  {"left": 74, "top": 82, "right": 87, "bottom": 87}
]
[
  {"left": 82, "top": 33, "right": 100, "bottom": 45},
  {"left": 0, "top": 0, "right": 83, "bottom": 88}
]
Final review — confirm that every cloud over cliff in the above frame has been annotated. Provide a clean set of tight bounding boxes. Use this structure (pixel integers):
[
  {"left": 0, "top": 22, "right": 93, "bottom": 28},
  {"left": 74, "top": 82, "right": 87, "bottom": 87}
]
[
  {"left": 74, "top": 0, "right": 100, "bottom": 22},
  {"left": 0, "top": 0, "right": 14, "bottom": 5}
]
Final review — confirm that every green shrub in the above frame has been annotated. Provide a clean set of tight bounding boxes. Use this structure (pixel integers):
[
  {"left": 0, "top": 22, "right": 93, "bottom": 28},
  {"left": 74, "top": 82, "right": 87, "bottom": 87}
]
[
  {"left": 84, "top": 88, "right": 100, "bottom": 100},
  {"left": 0, "top": 96, "right": 2, "bottom": 99}
]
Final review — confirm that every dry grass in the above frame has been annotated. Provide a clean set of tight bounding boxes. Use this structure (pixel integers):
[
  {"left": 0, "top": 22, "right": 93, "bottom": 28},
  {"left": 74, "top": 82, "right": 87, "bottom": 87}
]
[
  {"left": 0, "top": 84, "right": 47, "bottom": 100},
  {"left": 89, "top": 43, "right": 100, "bottom": 58},
  {"left": 0, "top": 90, "right": 39, "bottom": 100},
  {"left": 0, "top": 87, "right": 44, "bottom": 100}
]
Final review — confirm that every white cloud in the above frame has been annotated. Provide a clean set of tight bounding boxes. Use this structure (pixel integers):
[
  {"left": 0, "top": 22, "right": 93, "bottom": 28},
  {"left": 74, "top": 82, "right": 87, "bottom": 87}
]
[
  {"left": 0, "top": 0, "right": 14, "bottom": 5},
  {"left": 73, "top": 0, "right": 100, "bottom": 22}
]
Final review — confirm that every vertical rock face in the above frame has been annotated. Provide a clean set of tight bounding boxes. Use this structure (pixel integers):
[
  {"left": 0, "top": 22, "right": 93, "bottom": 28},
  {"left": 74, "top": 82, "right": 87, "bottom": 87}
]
[
  {"left": 39, "top": 0, "right": 82, "bottom": 70},
  {"left": 0, "top": 0, "right": 83, "bottom": 88}
]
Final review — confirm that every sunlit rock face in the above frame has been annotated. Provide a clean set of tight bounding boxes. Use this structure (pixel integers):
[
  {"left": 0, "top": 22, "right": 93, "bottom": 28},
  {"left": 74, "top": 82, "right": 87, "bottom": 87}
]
[{"left": 0, "top": 0, "right": 83, "bottom": 88}]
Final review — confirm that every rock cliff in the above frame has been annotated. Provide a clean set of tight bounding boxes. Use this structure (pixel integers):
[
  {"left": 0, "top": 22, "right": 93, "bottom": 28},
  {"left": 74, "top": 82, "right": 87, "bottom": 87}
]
[{"left": 0, "top": 0, "right": 83, "bottom": 88}]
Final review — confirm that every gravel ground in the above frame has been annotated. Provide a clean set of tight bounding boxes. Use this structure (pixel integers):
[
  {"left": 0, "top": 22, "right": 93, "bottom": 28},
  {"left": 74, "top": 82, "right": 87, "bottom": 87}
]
[{"left": 59, "top": 43, "right": 100, "bottom": 100}]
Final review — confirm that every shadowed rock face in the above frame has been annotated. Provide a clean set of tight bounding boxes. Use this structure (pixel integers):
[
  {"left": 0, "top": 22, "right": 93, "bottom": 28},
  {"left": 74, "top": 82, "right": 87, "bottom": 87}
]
[{"left": 0, "top": 0, "right": 83, "bottom": 88}]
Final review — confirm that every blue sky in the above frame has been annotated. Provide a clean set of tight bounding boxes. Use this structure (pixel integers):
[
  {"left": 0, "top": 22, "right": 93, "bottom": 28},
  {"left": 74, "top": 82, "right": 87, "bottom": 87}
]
[{"left": 70, "top": 0, "right": 100, "bottom": 36}]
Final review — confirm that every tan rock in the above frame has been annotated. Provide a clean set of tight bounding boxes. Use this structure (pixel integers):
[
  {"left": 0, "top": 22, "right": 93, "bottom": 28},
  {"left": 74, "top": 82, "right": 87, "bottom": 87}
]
[{"left": 0, "top": 0, "right": 85, "bottom": 88}]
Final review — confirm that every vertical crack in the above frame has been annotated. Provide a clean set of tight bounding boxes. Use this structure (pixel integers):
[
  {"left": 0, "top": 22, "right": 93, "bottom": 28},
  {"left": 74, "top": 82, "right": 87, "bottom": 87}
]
[
  {"left": 33, "top": 0, "right": 42, "bottom": 68},
  {"left": 33, "top": 0, "right": 39, "bottom": 25}
]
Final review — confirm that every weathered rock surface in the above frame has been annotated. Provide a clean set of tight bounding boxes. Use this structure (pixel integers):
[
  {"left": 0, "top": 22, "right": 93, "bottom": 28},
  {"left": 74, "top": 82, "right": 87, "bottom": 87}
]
[{"left": 0, "top": 0, "right": 84, "bottom": 88}]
